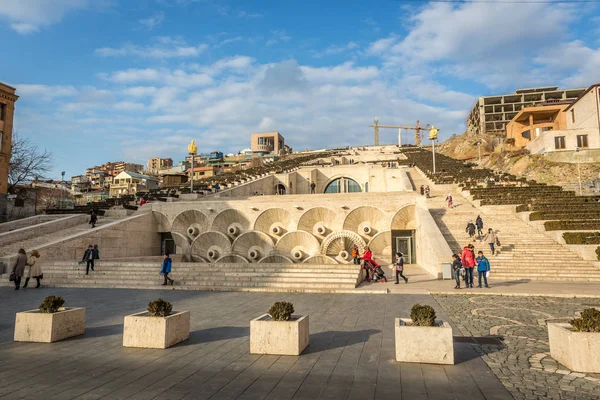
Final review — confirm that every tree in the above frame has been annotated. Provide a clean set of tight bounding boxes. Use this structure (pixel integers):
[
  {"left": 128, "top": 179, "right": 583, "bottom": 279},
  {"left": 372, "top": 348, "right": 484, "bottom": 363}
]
[{"left": 8, "top": 133, "right": 53, "bottom": 193}]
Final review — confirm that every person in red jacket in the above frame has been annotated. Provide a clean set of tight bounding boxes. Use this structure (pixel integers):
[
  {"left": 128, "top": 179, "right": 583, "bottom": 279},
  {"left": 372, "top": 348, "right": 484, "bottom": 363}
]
[{"left": 461, "top": 244, "right": 476, "bottom": 288}]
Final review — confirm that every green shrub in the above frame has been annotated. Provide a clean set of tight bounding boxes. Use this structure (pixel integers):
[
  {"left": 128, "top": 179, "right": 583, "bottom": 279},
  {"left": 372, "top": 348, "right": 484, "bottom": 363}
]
[
  {"left": 268, "top": 301, "right": 295, "bottom": 321},
  {"left": 410, "top": 304, "right": 437, "bottom": 327},
  {"left": 39, "top": 296, "right": 65, "bottom": 313},
  {"left": 570, "top": 308, "right": 600, "bottom": 332},
  {"left": 563, "top": 232, "right": 600, "bottom": 245},
  {"left": 147, "top": 298, "right": 172, "bottom": 317},
  {"left": 544, "top": 220, "right": 600, "bottom": 231}
]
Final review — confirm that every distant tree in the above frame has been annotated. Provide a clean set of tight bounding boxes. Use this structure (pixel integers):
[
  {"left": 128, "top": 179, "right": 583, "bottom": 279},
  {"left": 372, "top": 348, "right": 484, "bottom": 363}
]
[{"left": 8, "top": 133, "right": 53, "bottom": 192}]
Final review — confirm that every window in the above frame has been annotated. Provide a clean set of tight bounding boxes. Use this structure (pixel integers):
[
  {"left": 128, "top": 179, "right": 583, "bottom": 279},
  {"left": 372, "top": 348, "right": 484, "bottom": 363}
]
[
  {"left": 324, "top": 177, "right": 362, "bottom": 193},
  {"left": 0, "top": 104, "right": 4, "bottom": 121},
  {"left": 521, "top": 130, "right": 531, "bottom": 140},
  {"left": 571, "top": 109, "right": 575, "bottom": 124},
  {"left": 577, "top": 135, "right": 589, "bottom": 148},
  {"left": 554, "top": 136, "right": 566, "bottom": 150}
]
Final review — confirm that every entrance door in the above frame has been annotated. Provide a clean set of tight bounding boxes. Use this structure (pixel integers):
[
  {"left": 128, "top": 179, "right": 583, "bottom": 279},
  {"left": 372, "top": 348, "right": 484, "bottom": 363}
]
[{"left": 396, "top": 237, "right": 413, "bottom": 264}]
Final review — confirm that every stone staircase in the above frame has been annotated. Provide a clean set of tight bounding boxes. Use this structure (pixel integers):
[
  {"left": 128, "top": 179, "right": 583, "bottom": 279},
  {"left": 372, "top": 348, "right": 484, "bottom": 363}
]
[
  {"left": 0, "top": 260, "right": 363, "bottom": 293},
  {"left": 0, "top": 215, "right": 124, "bottom": 258},
  {"left": 409, "top": 169, "right": 600, "bottom": 282}
]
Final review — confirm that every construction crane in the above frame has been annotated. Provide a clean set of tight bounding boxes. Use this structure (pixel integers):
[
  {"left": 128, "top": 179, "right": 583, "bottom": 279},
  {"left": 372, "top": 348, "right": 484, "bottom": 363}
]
[{"left": 370, "top": 118, "right": 432, "bottom": 146}]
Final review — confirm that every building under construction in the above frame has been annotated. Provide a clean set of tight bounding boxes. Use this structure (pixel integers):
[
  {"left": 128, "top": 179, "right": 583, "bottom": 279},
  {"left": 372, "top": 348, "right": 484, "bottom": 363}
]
[{"left": 467, "top": 86, "right": 586, "bottom": 136}]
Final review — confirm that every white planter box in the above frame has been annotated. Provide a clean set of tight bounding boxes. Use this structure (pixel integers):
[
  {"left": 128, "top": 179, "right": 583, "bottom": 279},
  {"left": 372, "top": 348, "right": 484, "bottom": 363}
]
[
  {"left": 123, "top": 311, "right": 190, "bottom": 349},
  {"left": 250, "top": 314, "right": 309, "bottom": 355},
  {"left": 548, "top": 322, "right": 600, "bottom": 373},
  {"left": 395, "top": 318, "right": 454, "bottom": 364},
  {"left": 14, "top": 308, "right": 85, "bottom": 343}
]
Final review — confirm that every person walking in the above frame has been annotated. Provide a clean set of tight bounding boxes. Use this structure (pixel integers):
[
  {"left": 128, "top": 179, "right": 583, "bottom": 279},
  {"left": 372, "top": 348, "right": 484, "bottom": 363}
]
[
  {"left": 461, "top": 244, "right": 476, "bottom": 288},
  {"left": 465, "top": 220, "right": 476, "bottom": 241},
  {"left": 420, "top": 185, "right": 425, "bottom": 196},
  {"left": 23, "top": 250, "right": 42, "bottom": 289},
  {"left": 160, "top": 253, "right": 174, "bottom": 286},
  {"left": 475, "top": 215, "right": 484, "bottom": 237},
  {"left": 11, "top": 249, "right": 28, "bottom": 290},
  {"left": 82, "top": 245, "right": 95, "bottom": 275},
  {"left": 452, "top": 254, "right": 463, "bottom": 289},
  {"left": 310, "top": 181, "right": 316, "bottom": 194},
  {"left": 476, "top": 251, "right": 491, "bottom": 288},
  {"left": 483, "top": 228, "right": 499, "bottom": 255},
  {"left": 425, "top": 186, "right": 431, "bottom": 198},
  {"left": 394, "top": 252, "right": 408, "bottom": 284},
  {"left": 352, "top": 244, "right": 360, "bottom": 265},
  {"left": 90, "top": 210, "right": 98, "bottom": 229},
  {"left": 446, "top": 193, "right": 453, "bottom": 208},
  {"left": 93, "top": 244, "right": 100, "bottom": 261},
  {"left": 214, "top": 183, "right": 220, "bottom": 193}
]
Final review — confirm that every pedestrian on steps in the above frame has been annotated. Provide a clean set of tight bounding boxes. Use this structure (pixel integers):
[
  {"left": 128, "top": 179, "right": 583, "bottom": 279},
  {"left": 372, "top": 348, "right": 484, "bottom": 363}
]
[
  {"left": 466, "top": 220, "right": 476, "bottom": 241},
  {"left": 461, "top": 244, "right": 476, "bottom": 288},
  {"left": 93, "top": 244, "right": 100, "bottom": 261},
  {"left": 89, "top": 210, "right": 98, "bottom": 229},
  {"left": 452, "top": 254, "right": 463, "bottom": 289},
  {"left": 23, "top": 250, "right": 42, "bottom": 289},
  {"left": 425, "top": 186, "right": 431, "bottom": 198},
  {"left": 475, "top": 215, "right": 484, "bottom": 237},
  {"left": 476, "top": 251, "right": 491, "bottom": 288},
  {"left": 446, "top": 193, "right": 453, "bottom": 208},
  {"left": 483, "top": 228, "right": 499, "bottom": 255},
  {"left": 161, "top": 253, "right": 174, "bottom": 286},
  {"left": 11, "top": 249, "right": 28, "bottom": 290},
  {"left": 82, "top": 245, "right": 95, "bottom": 275},
  {"left": 420, "top": 185, "right": 425, "bottom": 195},
  {"left": 394, "top": 252, "right": 408, "bottom": 284}
]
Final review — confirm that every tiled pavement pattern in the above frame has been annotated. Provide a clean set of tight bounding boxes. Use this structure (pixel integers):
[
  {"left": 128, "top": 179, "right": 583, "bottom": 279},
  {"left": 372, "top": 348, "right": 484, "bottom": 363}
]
[
  {"left": 435, "top": 294, "right": 600, "bottom": 400},
  {"left": 0, "top": 288, "right": 512, "bottom": 400}
]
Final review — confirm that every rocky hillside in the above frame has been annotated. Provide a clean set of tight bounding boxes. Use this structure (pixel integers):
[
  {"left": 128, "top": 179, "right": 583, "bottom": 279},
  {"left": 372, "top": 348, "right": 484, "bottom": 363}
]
[{"left": 438, "top": 133, "right": 600, "bottom": 191}]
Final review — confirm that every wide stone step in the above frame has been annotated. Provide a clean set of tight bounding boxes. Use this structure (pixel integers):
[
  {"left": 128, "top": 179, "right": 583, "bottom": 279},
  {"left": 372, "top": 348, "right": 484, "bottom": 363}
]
[{"left": 37, "top": 274, "right": 359, "bottom": 283}]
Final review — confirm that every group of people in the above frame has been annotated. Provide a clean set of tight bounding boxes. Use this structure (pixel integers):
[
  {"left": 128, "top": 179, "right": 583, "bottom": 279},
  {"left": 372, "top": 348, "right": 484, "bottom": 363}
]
[
  {"left": 451, "top": 244, "right": 491, "bottom": 289},
  {"left": 465, "top": 215, "right": 500, "bottom": 256},
  {"left": 10, "top": 249, "right": 42, "bottom": 290},
  {"left": 81, "top": 244, "right": 100, "bottom": 275},
  {"left": 419, "top": 185, "right": 431, "bottom": 198},
  {"left": 353, "top": 245, "right": 409, "bottom": 285}
]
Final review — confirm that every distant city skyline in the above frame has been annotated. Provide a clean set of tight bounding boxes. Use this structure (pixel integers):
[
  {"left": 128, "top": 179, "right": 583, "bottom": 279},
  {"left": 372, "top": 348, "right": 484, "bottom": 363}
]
[{"left": 1, "top": 0, "right": 599, "bottom": 179}]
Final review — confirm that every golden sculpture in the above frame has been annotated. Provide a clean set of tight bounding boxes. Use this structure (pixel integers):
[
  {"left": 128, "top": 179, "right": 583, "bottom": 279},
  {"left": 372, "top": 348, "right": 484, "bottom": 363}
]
[
  {"left": 188, "top": 139, "right": 197, "bottom": 155},
  {"left": 429, "top": 126, "right": 439, "bottom": 141}
]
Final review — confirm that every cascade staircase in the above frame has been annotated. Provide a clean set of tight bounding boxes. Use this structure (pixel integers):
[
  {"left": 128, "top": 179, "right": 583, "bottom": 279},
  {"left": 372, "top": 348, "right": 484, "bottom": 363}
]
[{"left": 0, "top": 260, "right": 362, "bottom": 293}]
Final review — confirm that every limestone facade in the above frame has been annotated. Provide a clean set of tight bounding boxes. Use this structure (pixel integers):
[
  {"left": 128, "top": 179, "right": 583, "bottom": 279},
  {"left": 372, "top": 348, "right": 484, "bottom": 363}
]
[{"left": 0, "top": 83, "right": 18, "bottom": 223}]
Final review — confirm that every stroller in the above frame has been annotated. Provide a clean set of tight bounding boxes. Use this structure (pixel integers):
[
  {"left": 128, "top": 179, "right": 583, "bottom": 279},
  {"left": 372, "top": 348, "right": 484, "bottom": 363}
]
[{"left": 363, "top": 259, "right": 388, "bottom": 283}]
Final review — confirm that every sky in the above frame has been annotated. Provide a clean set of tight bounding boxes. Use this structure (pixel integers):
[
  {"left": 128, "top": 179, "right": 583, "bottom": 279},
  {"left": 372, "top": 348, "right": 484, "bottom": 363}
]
[{"left": 1, "top": 0, "right": 599, "bottom": 179}]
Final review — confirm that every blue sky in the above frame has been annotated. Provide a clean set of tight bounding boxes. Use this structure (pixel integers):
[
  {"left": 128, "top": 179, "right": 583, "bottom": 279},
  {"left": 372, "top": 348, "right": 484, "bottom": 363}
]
[{"left": 1, "top": 0, "right": 599, "bottom": 179}]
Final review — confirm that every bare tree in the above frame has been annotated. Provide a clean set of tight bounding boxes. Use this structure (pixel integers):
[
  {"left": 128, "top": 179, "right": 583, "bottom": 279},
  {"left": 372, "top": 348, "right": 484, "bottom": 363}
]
[{"left": 8, "top": 132, "right": 53, "bottom": 192}]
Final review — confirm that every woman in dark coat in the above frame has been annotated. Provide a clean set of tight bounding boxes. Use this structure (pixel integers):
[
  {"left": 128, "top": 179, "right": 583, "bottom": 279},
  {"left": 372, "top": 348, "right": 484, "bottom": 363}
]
[{"left": 12, "top": 249, "right": 28, "bottom": 290}]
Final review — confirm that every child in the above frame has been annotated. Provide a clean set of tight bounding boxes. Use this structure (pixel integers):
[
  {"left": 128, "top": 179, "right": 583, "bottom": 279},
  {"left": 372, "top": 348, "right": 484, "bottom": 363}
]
[
  {"left": 160, "top": 253, "right": 174, "bottom": 286},
  {"left": 446, "top": 194, "right": 453, "bottom": 208},
  {"left": 452, "top": 254, "right": 462, "bottom": 289},
  {"left": 394, "top": 252, "right": 408, "bottom": 284},
  {"left": 476, "top": 251, "right": 490, "bottom": 288}
]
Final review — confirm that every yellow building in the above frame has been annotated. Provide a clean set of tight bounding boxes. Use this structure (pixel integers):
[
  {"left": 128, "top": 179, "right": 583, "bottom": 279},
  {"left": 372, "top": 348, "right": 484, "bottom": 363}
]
[
  {"left": 187, "top": 166, "right": 222, "bottom": 180},
  {"left": 109, "top": 171, "right": 159, "bottom": 197},
  {"left": 506, "top": 103, "right": 569, "bottom": 148}
]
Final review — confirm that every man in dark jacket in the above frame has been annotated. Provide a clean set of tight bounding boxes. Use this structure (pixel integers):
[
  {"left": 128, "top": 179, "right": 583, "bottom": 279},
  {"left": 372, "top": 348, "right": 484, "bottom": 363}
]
[
  {"left": 82, "top": 245, "right": 95, "bottom": 275},
  {"left": 11, "top": 249, "right": 28, "bottom": 290},
  {"left": 465, "top": 220, "right": 476, "bottom": 241},
  {"left": 93, "top": 244, "right": 100, "bottom": 260},
  {"left": 475, "top": 215, "right": 484, "bottom": 237}
]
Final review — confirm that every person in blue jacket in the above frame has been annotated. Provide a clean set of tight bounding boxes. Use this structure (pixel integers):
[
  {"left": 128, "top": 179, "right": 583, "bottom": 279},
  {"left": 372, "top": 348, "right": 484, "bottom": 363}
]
[
  {"left": 476, "top": 251, "right": 490, "bottom": 288},
  {"left": 160, "top": 253, "right": 174, "bottom": 286}
]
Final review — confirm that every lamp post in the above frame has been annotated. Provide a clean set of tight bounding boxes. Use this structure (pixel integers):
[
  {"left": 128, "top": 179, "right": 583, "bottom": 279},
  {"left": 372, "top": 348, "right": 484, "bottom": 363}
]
[
  {"left": 188, "top": 140, "right": 197, "bottom": 193},
  {"left": 477, "top": 140, "right": 482, "bottom": 166},
  {"left": 60, "top": 171, "right": 65, "bottom": 208},
  {"left": 429, "top": 126, "right": 439, "bottom": 174},
  {"left": 576, "top": 147, "right": 582, "bottom": 196}
]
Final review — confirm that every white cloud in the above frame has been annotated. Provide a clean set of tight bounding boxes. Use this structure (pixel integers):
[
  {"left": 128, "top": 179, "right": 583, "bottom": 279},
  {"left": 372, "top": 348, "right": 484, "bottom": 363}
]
[
  {"left": 114, "top": 101, "right": 145, "bottom": 111},
  {"left": 103, "top": 68, "right": 212, "bottom": 87},
  {"left": 313, "top": 42, "right": 359, "bottom": 58},
  {"left": 95, "top": 38, "right": 207, "bottom": 59},
  {"left": 266, "top": 29, "right": 291, "bottom": 46},
  {"left": 139, "top": 12, "right": 164, "bottom": 30},
  {"left": 301, "top": 62, "right": 379, "bottom": 83},
  {"left": 210, "top": 56, "right": 255, "bottom": 72},
  {"left": 122, "top": 86, "right": 158, "bottom": 97},
  {"left": 0, "top": 0, "right": 100, "bottom": 34},
  {"left": 14, "top": 84, "right": 78, "bottom": 100}
]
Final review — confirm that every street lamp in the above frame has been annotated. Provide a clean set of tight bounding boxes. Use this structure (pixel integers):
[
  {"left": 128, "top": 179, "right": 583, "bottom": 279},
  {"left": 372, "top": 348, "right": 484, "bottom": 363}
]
[
  {"left": 188, "top": 140, "right": 197, "bottom": 193},
  {"left": 429, "top": 126, "right": 439, "bottom": 174},
  {"left": 61, "top": 171, "right": 65, "bottom": 208},
  {"left": 575, "top": 147, "right": 582, "bottom": 196},
  {"left": 476, "top": 140, "right": 482, "bottom": 165}
]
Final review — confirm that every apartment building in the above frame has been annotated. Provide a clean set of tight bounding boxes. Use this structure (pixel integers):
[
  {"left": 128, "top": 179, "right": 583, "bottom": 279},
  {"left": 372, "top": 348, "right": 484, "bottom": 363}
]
[{"left": 147, "top": 157, "right": 173, "bottom": 175}]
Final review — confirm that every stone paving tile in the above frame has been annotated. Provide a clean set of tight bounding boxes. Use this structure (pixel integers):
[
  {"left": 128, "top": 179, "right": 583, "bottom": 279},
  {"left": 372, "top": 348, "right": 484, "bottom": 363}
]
[
  {"left": 434, "top": 294, "right": 600, "bottom": 400},
  {"left": 0, "top": 287, "right": 515, "bottom": 400}
]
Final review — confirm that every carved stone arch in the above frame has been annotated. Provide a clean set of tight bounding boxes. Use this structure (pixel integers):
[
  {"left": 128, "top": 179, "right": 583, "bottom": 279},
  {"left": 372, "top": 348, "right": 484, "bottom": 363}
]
[{"left": 391, "top": 205, "right": 416, "bottom": 230}]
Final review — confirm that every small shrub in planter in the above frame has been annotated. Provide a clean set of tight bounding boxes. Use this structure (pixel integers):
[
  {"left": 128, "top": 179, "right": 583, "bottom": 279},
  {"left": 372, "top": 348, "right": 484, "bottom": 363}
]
[
  {"left": 410, "top": 304, "right": 436, "bottom": 327},
  {"left": 570, "top": 308, "right": 600, "bottom": 332},
  {"left": 269, "top": 301, "right": 294, "bottom": 321},
  {"left": 148, "top": 298, "right": 173, "bottom": 317},
  {"left": 39, "top": 296, "right": 65, "bottom": 313}
]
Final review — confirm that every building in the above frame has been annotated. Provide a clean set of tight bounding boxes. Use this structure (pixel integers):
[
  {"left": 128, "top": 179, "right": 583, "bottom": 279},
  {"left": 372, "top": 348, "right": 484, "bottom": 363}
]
[
  {"left": 86, "top": 161, "right": 144, "bottom": 181},
  {"left": 71, "top": 175, "right": 91, "bottom": 193},
  {"left": 187, "top": 166, "right": 222, "bottom": 181},
  {"left": 467, "top": 86, "right": 585, "bottom": 136},
  {"left": 251, "top": 132, "right": 286, "bottom": 155},
  {"left": 162, "top": 174, "right": 188, "bottom": 187},
  {"left": 147, "top": 157, "right": 173, "bottom": 175},
  {"left": 523, "top": 84, "right": 600, "bottom": 161},
  {"left": 506, "top": 103, "right": 570, "bottom": 148},
  {"left": 0, "top": 82, "right": 18, "bottom": 222},
  {"left": 109, "top": 171, "right": 159, "bottom": 197}
]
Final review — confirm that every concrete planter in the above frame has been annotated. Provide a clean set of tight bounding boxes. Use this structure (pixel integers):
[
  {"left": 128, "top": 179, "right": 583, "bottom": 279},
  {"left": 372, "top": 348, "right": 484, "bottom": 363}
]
[
  {"left": 395, "top": 318, "right": 454, "bottom": 364},
  {"left": 14, "top": 307, "right": 85, "bottom": 343},
  {"left": 548, "top": 322, "right": 600, "bottom": 373},
  {"left": 250, "top": 314, "right": 309, "bottom": 355},
  {"left": 123, "top": 311, "right": 190, "bottom": 349}
]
